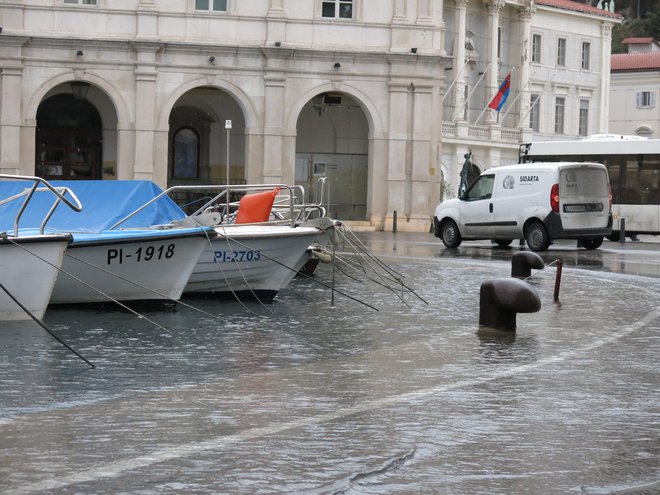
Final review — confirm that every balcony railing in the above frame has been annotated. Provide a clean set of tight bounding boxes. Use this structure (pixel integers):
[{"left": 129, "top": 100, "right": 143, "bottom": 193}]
[{"left": 441, "top": 121, "right": 526, "bottom": 144}]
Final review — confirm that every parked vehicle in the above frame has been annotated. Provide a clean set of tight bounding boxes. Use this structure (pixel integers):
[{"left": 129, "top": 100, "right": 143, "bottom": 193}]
[
  {"left": 519, "top": 134, "right": 660, "bottom": 239},
  {"left": 433, "top": 162, "right": 612, "bottom": 251}
]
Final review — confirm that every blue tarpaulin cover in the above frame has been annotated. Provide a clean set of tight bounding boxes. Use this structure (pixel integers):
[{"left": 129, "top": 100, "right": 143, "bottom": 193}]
[{"left": 0, "top": 180, "right": 186, "bottom": 234}]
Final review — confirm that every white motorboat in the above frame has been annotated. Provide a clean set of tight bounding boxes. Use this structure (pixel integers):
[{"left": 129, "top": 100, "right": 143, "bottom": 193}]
[
  {"left": 0, "top": 233, "right": 72, "bottom": 320},
  {"left": 185, "top": 223, "right": 322, "bottom": 300},
  {"left": 49, "top": 228, "right": 213, "bottom": 304},
  {"left": 0, "top": 175, "right": 78, "bottom": 320},
  {"left": 0, "top": 180, "right": 214, "bottom": 306},
  {"left": 116, "top": 182, "right": 336, "bottom": 301}
]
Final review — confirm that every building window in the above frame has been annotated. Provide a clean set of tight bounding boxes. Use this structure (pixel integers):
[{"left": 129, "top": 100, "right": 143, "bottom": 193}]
[
  {"left": 578, "top": 99, "right": 589, "bottom": 136},
  {"left": 557, "top": 38, "right": 567, "bottom": 67},
  {"left": 581, "top": 42, "right": 591, "bottom": 70},
  {"left": 322, "top": 0, "right": 353, "bottom": 19},
  {"left": 532, "top": 34, "right": 542, "bottom": 64},
  {"left": 554, "top": 96, "right": 565, "bottom": 134},
  {"left": 195, "top": 0, "right": 227, "bottom": 12},
  {"left": 497, "top": 26, "right": 503, "bottom": 59},
  {"left": 173, "top": 128, "right": 200, "bottom": 179},
  {"left": 530, "top": 94, "right": 541, "bottom": 132},
  {"left": 637, "top": 91, "right": 656, "bottom": 108},
  {"left": 63, "top": 0, "right": 97, "bottom": 4}
]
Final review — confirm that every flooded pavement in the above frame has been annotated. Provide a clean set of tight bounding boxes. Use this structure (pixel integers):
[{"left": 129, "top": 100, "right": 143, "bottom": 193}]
[{"left": 0, "top": 233, "right": 658, "bottom": 494}]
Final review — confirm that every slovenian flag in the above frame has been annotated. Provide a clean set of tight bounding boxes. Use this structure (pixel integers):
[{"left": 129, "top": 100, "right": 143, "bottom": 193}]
[{"left": 488, "top": 72, "right": 511, "bottom": 112}]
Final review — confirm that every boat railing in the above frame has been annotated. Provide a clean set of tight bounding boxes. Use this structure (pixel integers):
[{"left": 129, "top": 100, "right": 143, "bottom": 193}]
[
  {"left": 0, "top": 174, "right": 83, "bottom": 236},
  {"left": 111, "top": 183, "right": 316, "bottom": 230}
]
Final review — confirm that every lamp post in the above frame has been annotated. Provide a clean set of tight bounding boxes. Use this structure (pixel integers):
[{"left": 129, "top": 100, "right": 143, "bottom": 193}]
[{"left": 225, "top": 119, "right": 232, "bottom": 219}]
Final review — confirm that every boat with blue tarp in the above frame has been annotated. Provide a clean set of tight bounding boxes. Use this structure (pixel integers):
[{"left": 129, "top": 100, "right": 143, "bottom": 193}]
[{"left": 0, "top": 180, "right": 213, "bottom": 305}]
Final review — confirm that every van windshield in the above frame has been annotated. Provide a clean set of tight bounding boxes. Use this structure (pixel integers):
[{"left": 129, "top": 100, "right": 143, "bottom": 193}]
[{"left": 465, "top": 174, "right": 495, "bottom": 201}]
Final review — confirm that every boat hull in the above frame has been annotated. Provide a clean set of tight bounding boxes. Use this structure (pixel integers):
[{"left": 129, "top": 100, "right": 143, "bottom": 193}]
[
  {"left": 0, "top": 235, "right": 70, "bottom": 320},
  {"left": 50, "top": 231, "right": 209, "bottom": 304},
  {"left": 186, "top": 225, "right": 320, "bottom": 298}
]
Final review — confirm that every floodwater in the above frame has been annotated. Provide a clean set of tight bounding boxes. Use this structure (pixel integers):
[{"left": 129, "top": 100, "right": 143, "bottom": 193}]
[{"left": 0, "top": 233, "right": 659, "bottom": 495}]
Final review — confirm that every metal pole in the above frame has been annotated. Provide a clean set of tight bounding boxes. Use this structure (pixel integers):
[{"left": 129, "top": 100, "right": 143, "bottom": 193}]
[
  {"left": 331, "top": 243, "right": 336, "bottom": 306},
  {"left": 554, "top": 258, "right": 563, "bottom": 302},
  {"left": 225, "top": 120, "right": 232, "bottom": 220}
]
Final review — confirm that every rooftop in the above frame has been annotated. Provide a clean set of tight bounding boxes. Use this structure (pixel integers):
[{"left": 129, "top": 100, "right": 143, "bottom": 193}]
[
  {"left": 623, "top": 37, "right": 655, "bottom": 44},
  {"left": 611, "top": 51, "right": 660, "bottom": 72}
]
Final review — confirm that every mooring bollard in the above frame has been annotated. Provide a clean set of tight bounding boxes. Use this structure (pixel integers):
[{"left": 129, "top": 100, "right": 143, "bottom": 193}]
[
  {"left": 393, "top": 210, "right": 397, "bottom": 233},
  {"left": 511, "top": 251, "right": 544, "bottom": 279},
  {"left": 479, "top": 278, "right": 541, "bottom": 331},
  {"left": 554, "top": 258, "right": 563, "bottom": 302}
]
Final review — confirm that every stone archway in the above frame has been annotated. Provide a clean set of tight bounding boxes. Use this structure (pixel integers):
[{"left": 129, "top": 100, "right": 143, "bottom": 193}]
[
  {"left": 167, "top": 87, "right": 246, "bottom": 188},
  {"left": 295, "top": 91, "right": 370, "bottom": 221},
  {"left": 36, "top": 92, "right": 102, "bottom": 180}
]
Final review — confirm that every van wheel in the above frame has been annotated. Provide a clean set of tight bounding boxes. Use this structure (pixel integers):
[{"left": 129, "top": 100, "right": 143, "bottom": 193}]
[
  {"left": 524, "top": 222, "right": 550, "bottom": 252},
  {"left": 578, "top": 237, "right": 603, "bottom": 250},
  {"left": 493, "top": 239, "right": 513, "bottom": 247},
  {"left": 441, "top": 220, "right": 462, "bottom": 248}
]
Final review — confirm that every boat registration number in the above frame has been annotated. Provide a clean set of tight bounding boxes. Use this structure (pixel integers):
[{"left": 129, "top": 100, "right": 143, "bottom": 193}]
[
  {"left": 214, "top": 250, "right": 262, "bottom": 262},
  {"left": 107, "top": 244, "right": 176, "bottom": 264}
]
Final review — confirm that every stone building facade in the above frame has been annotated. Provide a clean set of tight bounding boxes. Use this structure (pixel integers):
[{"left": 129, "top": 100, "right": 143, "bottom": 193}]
[{"left": 0, "top": 0, "right": 620, "bottom": 231}]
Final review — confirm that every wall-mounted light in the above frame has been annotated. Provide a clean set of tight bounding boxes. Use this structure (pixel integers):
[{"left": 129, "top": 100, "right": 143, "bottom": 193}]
[
  {"left": 71, "top": 81, "right": 90, "bottom": 101},
  {"left": 76, "top": 50, "right": 83, "bottom": 56},
  {"left": 274, "top": 41, "right": 281, "bottom": 47},
  {"left": 208, "top": 56, "right": 215, "bottom": 64},
  {"left": 411, "top": 47, "right": 418, "bottom": 54},
  {"left": 333, "top": 62, "right": 341, "bottom": 69}
]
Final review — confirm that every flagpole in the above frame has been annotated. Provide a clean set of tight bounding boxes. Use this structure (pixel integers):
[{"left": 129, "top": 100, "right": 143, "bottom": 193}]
[
  {"left": 501, "top": 79, "right": 530, "bottom": 120},
  {"left": 518, "top": 91, "right": 541, "bottom": 125},
  {"left": 453, "top": 62, "right": 491, "bottom": 120},
  {"left": 441, "top": 58, "right": 472, "bottom": 103},
  {"left": 475, "top": 67, "right": 516, "bottom": 125}
]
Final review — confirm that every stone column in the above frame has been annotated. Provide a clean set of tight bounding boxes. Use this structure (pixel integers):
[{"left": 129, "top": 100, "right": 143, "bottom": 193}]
[
  {"left": 0, "top": 38, "right": 28, "bottom": 175},
  {"left": 599, "top": 22, "right": 613, "bottom": 134},
  {"left": 0, "top": 66, "right": 23, "bottom": 174},
  {"left": 452, "top": 0, "right": 469, "bottom": 121},
  {"left": 484, "top": 0, "right": 504, "bottom": 124},
  {"left": 393, "top": 0, "right": 409, "bottom": 22},
  {"left": 409, "top": 83, "right": 434, "bottom": 231},
  {"left": 384, "top": 81, "right": 410, "bottom": 230},
  {"left": 267, "top": 0, "right": 286, "bottom": 45},
  {"left": 137, "top": 0, "right": 158, "bottom": 41},
  {"left": 416, "top": 0, "right": 433, "bottom": 23},
  {"left": 132, "top": 44, "right": 162, "bottom": 182},
  {"left": 517, "top": 2, "right": 534, "bottom": 128},
  {"left": 262, "top": 73, "right": 286, "bottom": 184}
]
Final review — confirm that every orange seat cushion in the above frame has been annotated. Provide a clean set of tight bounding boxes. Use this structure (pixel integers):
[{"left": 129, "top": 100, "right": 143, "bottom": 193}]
[{"left": 235, "top": 188, "right": 280, "bottom": 224}]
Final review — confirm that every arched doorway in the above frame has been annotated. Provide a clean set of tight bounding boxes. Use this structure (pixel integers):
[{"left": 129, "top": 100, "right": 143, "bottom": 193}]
[
  {"left": 36, "top": 92, "right": 102, "bottom": 180},
  {"left": 295, "top": 92, "right": 369, "bottom": 220},
  {"left": 167, "top": 87, "right": 245, "bottom": 187}
]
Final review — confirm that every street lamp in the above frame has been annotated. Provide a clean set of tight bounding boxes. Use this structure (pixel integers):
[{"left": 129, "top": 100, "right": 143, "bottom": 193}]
[{"left": 225, "top": 119, "right": 232, "bottom": 218}]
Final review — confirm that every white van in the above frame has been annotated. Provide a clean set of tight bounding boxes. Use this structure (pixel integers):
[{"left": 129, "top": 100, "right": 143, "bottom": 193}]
[{"left": 433, "top": 162, "right": 612, "bottom": 251}]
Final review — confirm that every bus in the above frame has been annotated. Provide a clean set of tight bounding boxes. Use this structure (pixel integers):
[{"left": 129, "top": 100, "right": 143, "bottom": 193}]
[{"left": 519, "top": 134, "right": 660, "bottom": 240}]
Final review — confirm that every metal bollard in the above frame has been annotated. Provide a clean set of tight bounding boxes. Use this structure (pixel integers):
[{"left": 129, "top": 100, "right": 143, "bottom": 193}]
[
  {"left": 393, "top": 210, "right": 397, "bottom": 233},
  {"left": 554, "top": 258, "right": 563, "bottom": 302},
  {"left": 619, "top": 217, "right": 626, "bottom": 245}
]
